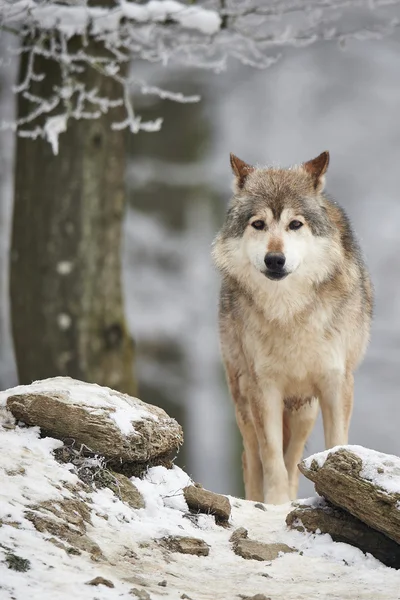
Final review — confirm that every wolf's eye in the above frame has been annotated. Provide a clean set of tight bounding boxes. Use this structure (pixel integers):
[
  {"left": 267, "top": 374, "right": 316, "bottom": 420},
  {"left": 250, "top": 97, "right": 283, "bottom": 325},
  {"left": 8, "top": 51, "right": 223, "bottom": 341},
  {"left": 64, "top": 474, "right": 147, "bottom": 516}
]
[
  {"left": 289, "top": 220, "right": 303, "bottom": 230},
  {"left": 251, "top": 220, "right": 265, "bottom": 230}
]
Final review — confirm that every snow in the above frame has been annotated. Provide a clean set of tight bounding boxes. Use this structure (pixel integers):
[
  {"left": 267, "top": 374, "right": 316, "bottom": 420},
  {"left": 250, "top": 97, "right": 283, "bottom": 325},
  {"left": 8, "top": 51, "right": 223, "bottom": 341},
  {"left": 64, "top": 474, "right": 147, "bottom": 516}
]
[
  {"left": 1, "top": 405, "right": 400, "bottom": 599},
  {"left": 3, "top": 1, "right": 221, "bottom": 37},
  {"left": 56, "top": 261, "right": 72, "bottom": 275},
  {"left": 110, "top": 407, "right": 138, "bottom": 436},
  {"left": 0, "top": 0, "right": 223, "bottom": 150},
  {"left": 122, "top": 0, "right": 222, "bottom": 35},
  {"left": 0, "top": 377, "right": 157, "bottom": 438},
  {"left": 2, "top": 0, "right": 400, "bottom": 154},
  {"left": 303, "top": 444, "right": 400, "bottom": 496},
  {"left": 44, "top": 115, "right": 67, "bottom": 156},
  {"left": 0, "top": 427, "right": 76, "bottom": 515},
  {"left": 57, "top": 313, "right": 71, "bottom": 331}
]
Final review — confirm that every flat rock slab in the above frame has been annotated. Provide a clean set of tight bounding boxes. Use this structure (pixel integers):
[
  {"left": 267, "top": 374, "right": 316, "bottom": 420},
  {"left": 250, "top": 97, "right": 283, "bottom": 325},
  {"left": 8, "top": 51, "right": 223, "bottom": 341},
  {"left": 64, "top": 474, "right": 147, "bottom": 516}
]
[
  {"left": 25, "top": 498, "right": 104, "bottom": 560},
  {"left": 300, "top": 445, "right": 400, "bottom": 545},
  {"left": 183, "top": 485, "right": 231, "bottom": 522},
  {"left": 233, "top": 539, "right": 295, "bottom": 561},
  {"left": 2, "top": 377, "right": 183, "bottom": 469},
  {"left": 160, "top": 536, "right": 210, "bottom": 557},
  {"left": 286, "top": 498, "right": 400, "bottom": 569}
]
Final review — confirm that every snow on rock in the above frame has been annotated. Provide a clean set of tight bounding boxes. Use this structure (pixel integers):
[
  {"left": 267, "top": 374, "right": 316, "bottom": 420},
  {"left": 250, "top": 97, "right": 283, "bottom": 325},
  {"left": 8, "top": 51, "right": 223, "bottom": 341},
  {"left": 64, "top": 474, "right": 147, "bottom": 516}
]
[
  {"left": 300, "top": 445, "right": 400, "bottom": 547},
  {"left": 0, "top": 377, "right": 183, "bottom": 469},
  {"left": 302, "top": 444, "right": 400, "bottom": 496},
  {"left": 287, "top": 495, "right": 400, "bottom": 569},
  {"left": 1, "top": 383, "right": 400, "bottom": 599}
]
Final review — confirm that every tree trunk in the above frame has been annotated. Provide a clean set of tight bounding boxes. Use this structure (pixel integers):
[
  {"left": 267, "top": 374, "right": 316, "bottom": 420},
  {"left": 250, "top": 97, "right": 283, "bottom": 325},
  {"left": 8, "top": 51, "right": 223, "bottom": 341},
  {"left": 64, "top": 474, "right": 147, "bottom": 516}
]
[{"left": 10, "top": 32, "right": 136, "bottom": 395}]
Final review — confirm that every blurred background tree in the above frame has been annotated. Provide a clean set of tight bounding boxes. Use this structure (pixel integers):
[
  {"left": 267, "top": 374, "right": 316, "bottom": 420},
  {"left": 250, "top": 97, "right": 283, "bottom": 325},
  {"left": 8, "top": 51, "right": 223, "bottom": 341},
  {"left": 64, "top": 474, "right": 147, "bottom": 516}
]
[{"left": 1, "top": 0, "right": 400, "bottom": 495}]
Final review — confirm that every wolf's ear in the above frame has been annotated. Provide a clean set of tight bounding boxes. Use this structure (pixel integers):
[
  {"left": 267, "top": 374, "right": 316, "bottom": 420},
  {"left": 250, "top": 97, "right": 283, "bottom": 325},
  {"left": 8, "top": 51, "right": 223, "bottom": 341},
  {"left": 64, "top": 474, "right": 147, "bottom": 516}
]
[
  {"left": 230, "top": 153, "right": 255, "bottom": 190},
  {"left": 302, "top": 151, "right": 330, "bottom": 192}
]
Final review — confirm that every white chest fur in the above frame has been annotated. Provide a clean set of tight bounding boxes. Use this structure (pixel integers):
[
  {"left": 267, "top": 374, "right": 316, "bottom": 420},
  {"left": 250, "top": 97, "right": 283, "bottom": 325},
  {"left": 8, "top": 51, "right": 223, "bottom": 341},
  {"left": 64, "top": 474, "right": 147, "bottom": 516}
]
[{"left": 239, "top": 282, "right": 347, "bottom": 398}]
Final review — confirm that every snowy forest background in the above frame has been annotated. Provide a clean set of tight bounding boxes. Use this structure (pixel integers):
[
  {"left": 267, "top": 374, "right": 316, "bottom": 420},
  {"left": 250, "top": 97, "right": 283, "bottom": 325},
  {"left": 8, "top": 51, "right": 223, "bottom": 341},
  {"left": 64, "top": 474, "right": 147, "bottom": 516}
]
[{"left": 1, "top": 2, "right": 400, "bottom": 498}]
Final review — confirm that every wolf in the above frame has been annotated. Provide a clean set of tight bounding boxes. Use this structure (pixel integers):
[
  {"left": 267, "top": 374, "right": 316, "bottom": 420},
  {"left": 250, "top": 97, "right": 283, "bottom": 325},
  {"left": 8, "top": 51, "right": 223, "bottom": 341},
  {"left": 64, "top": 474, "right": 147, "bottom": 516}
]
[{"left": 212, "top": 151, "right": 373, "bottom": 504}]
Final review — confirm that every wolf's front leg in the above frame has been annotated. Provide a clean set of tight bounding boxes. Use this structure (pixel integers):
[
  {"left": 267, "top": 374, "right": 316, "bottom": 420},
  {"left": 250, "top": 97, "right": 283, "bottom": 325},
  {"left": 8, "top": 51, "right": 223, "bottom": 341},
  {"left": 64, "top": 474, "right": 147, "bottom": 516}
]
[
  {"left": 234, "top": 403, "right": 264, "bottom": 502},
  {"left": 319, "top": 371, "right": 353, "bottom": 448},
  {"left": 250, "top": 384, "right": 290, "bottom": 504}
]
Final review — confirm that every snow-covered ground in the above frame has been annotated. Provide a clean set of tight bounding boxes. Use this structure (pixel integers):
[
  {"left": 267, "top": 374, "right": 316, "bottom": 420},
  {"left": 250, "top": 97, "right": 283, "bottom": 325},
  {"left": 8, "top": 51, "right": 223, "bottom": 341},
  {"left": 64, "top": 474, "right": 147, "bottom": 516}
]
[{"left": 1, "top": 395, "right": 400, "bottom": 600}]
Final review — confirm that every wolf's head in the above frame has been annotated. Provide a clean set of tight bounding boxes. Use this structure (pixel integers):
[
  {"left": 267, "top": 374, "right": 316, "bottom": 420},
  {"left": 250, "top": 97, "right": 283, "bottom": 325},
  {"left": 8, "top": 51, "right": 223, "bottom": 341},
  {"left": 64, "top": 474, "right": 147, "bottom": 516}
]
[{"left": 213, "top": 152, "right": 344, "bottom": 288}]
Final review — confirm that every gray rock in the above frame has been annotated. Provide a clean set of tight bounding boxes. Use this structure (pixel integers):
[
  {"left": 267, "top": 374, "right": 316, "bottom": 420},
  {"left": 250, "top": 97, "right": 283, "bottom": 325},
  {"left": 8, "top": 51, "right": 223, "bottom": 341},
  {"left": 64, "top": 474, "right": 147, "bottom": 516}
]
[
  {"left": 183, "top": 485, "right": 231, "bottom": 522},
  {"left": 233, "top": 539, "right": 295, "bottom": 561},
  {"left": 160, "top": 535, "right": 210, "bottom": 557}
]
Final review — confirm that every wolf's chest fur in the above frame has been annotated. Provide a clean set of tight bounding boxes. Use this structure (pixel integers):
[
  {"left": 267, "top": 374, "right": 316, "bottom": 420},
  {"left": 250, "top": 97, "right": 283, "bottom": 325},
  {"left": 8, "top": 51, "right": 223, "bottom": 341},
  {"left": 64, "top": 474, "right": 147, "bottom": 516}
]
[{"left": 238, "top": 288, "right": 345, "bottom": 399}]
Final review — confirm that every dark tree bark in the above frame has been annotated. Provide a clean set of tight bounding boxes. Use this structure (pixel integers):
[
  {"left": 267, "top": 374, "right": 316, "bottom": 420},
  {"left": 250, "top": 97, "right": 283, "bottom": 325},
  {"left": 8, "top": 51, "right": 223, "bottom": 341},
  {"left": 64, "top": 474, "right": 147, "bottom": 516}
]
[{"left": 10, "top": 30, "right": 136, "bottom": 394}]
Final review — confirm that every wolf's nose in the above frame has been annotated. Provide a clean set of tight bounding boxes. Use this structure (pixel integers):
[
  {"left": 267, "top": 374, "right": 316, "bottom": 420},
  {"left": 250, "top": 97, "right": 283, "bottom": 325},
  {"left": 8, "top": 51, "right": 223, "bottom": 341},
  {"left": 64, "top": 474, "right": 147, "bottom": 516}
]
[{"left": 264, "top": 252, "right": 286, "bottom": 271}]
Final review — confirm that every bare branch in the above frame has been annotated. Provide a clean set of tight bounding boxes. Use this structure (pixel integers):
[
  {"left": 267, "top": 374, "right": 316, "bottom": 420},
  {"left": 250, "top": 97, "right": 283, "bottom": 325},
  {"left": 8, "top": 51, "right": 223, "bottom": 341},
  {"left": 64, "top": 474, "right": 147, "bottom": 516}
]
[{"left": 0, "top": 0, "right": 399, "bottom": 150}]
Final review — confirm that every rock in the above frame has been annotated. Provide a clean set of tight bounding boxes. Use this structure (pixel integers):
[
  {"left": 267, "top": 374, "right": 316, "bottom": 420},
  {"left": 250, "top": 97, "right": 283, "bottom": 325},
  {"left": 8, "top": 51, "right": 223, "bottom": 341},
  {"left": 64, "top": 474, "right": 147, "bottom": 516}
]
[
  {"left": 25, "top": 498, "right": 104, "bottom": 560},
  {"left": 86, "top": 576, "right": 115, "bottom": 588},
  {"left": 229, "top": 524, "right": 294, "bottom": 562},
  {"left": 0, "top": 406, "right": 15, "bottom": 430},
  {"left": 160, "top": 536, "right": 210, "bottom": 557},
  {"left": 4, "top": 377, "right": 183, "bottom": 473},
  {"left": 130, "top": 589, "right": 151, "bottom": 599},
  {"left": 233, "top": 539, "right": 295, "bottom": 561},
  {"left": 299, "top": 447, "right": 400, "bottom": 545},
  {"left": 54, "top": 443, "right": 145, "bottom": 507},
  {"left": 286, "top": 498, "right": 400, "bottom": 569},
  {"left": 229, "top": 527, "right": 248, "bottom": 544},
  {"left": 183, "top": 485, "right": 231, "bottom": 522},
  {"left": 158, "top": 580, "right": 167, "bottom": 587},
  {"left": 47, "top": 537, "right": 82, "bottom": 555},
  {"left": 106, "top": 472, "right": 145, "bottom": 509}
]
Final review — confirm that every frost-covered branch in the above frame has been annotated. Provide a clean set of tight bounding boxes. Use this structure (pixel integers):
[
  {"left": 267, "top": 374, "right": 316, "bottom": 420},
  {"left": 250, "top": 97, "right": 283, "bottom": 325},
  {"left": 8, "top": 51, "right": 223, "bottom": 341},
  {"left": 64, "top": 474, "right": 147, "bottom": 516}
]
[{"left": 0, "top": 0, "right": 399, "bottom": 151}]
